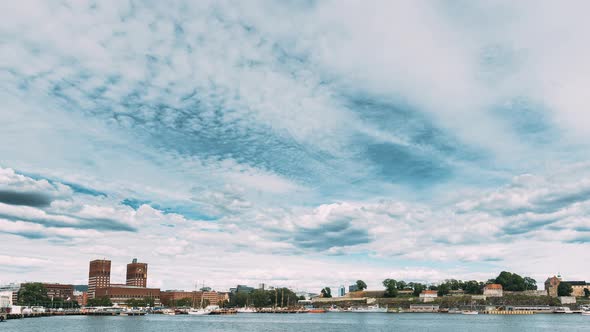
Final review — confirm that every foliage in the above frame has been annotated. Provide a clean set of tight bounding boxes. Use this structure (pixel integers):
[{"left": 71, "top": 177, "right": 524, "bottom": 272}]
[
  {"left": 557, "top": 282, "right": 573, "bottom": 297},
  {"left": 463, "top": 280, "right": 484, "bottom": 295},
  {"left": 382, "top": 279, "right": 399, "bottom": 298},
  {"left": 87, "top": 296, "right": 113, "bottom": 307},
  {"left": 494, "top": 271, "right": 537, "bottom": 291},
  {"left": 410, "top": 283, "right": 426, "bottom": 297},
  {"left": 125, "top": 297, "right": 155, "bottom": 308},
  {"left": 169, "top": 297, "right": 193, "bottom": 308},
  {"left": 230, "top": 288, "right": 300, "bottom": 308},
  {"left": 18, "top": 283, "right": 49, "bottom": 305},
  {"left": 523, "top": 277, "right": 538, "bottom": 290},
  {"left": 355, "top": 280, "right": 367, "bottom": 291},
  {"left": 321, "top": 287, "right": 332, "bottom": 298},
  {"left": 437, "top": 283, "right": 450, "bottom": 297},
  {"left": 584, "top": 288, "right": 590, "bottom": 298}
]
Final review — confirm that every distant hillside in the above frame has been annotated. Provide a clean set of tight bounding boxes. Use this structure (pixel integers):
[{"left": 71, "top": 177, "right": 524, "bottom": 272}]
[{"left": 74, "top": 285, "right": 88, "bottom": 292}]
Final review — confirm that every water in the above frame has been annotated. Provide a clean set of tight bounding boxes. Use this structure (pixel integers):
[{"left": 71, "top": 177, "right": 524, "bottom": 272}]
[{"left": 3, "top": 313, "right": 589, "bottom": 332}]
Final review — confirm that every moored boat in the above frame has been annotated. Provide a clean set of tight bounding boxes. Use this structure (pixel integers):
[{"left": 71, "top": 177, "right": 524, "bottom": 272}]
[
  {"left": 348, "top": 305, "right": 388, "bottom": 313},
  {"left": 461, "top": 310, "right": 478, "bottom": 315}
]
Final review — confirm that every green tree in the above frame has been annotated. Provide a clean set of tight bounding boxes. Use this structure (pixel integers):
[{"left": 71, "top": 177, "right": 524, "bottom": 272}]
[
  {"left": 463, "top": 280, "right": 483, "bottom": 295},
  {"left": 321, "top": 287, "right": 332, "bottom": 298},
  {"left": 18, "top": 283, "right": 49, "bottom": 305},
  {"left": 584, "top": 288, "right": 590, "bottom": 298},
  {"left": 523, "top": 277, "right": 537, "bottom": 291},
  {"left": 87, "top": 296, "right": 112, "bottom": 307},
  {"left": 494, "top": 271, "right": 528, "bottom": 291},
  {"left": 382, "top": 279, "right": 399, "bottom": 298},
  {"left": 250, "top": 290, "right": 270, "bottom": 308},
  {"left": 437, "top": 283, "right": 450, "bottom": 297},
  {"left": 356, "top": 280, "right": 367, "bottom": 291},
  {"left": 174, "top": 297, "right": 193, "bottom": 308},
  {"left": 396, "top": 281, "right": 407, "bottom": 290},
  {"left": 412, "top": 283, "right": 425, "bottom": 297},
  {"left": 557, "top": 282, "right": 573, "bottom": 297}
]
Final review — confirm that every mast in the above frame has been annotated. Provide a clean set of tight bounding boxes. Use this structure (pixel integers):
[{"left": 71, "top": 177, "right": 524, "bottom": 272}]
[
  {"left": 192, "top": 282, "right": 197, "bottom": 308},
  {"left": 200, "top": 281, "right": 205, "bottom": 308}
]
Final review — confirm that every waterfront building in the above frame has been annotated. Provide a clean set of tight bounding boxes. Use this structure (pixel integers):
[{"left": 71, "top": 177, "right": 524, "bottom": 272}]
[
  {"left": 20, "top": 283, "right": 74, "bottom": 301},
  {"left": 94, "top": 285, "right": 161, "bottom": 306},
  {"left": 483, "top": 284, "right": 503, "bottom": 297},
  {"left": 0, "top": 291, "right": 13, "bottom": 308},
  {"left": 74, "top": 291, "right": 87, "bottom": 306},
  {"left": 409, "top": 304, "right": 439, "bottom": 312},
  {"left": 88, "top": 259, "right": 111, "bottom": 299},
  {"left": 348, "top": 284, "right": 358, "bottom": 292},
  {"left": 419, "top": 290, "right": 437, "bottom": 302},
  {"left": 161, "top": 290, "right": 229, "bottom": 307},
  {"left": 126, "top": 258, "right": 148, "bottom": 287},
  {"left": 0, "top": 283, "right": 20, "bottom": 304},
  {"left": 545, "top": 274, "right": 590, "bottom": 297},
  {"left": 338, "top": 285, "right": 345, "bottom": 297}
]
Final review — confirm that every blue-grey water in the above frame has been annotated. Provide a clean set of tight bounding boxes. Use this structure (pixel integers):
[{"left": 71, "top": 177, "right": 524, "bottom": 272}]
[{"left": 3, "top": 313, "right": 589, "bottom": 332}]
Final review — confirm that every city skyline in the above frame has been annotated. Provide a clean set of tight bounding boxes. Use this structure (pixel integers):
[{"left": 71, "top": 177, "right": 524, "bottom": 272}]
[{"left": 2, "top": 0, "right": 590, "bottom": 292}]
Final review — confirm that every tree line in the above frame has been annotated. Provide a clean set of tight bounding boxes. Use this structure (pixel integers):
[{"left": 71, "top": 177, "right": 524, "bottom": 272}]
[{"left": 321, "top": 272, "right": 541, "bottom": 298}]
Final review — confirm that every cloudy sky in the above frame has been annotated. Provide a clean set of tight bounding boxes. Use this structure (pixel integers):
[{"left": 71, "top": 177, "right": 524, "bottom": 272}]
[{"left": 1, "top": 0, "right": 590, "bottom": 292}]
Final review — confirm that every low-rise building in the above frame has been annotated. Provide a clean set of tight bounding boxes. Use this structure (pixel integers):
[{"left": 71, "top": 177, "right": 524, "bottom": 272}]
[
  {"left": 94, "top": 285, "right": 161, "bottom": 306},
  {"left": 419, "top": 290, "right": 437, "bottom": 302},
  {"left": 0, "top": 283, "right": 20, "bottom": 304},
  {"left": 20, "top": 283, "right": 74, "bottom": 300},
  {"left": 483, "top": 284, "right": 503, "bottom": 297},
  {"left": 160, "top": 290, "right": 228, "bottom": 307},
  {"left": 0, "top": 291, "right": 13, "bottom": 308},
  {"left": 409, "top": 304, "right": 439, "bottom": 312},
  {"left": 74, "top": 291, "right": 88, "bottom": 306},
  {"left": 545, "top": 275, "right": 590, "bottom": 297}
]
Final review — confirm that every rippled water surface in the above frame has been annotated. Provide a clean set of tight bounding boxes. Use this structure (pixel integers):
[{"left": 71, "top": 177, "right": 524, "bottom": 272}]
[{"left": 3, "top": 313, "right": 589, "bottom": 332}]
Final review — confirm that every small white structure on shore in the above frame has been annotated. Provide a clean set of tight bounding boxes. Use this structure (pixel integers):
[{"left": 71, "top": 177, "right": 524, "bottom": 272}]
[
  {"left": 483, "top": 284, "right": 503, "bottom": 297},
  {"left": 419, "top": 290, "right": 437, "bottom": 302}
]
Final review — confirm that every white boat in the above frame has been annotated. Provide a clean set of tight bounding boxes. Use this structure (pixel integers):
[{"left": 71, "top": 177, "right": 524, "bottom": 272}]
[
  {"left": 581, "top": 311, "right": 590, "bottom": 316},
  {"left": 461, "top": 310, "right": 479, "bottom": 315},
  {"left": 188, "top": 281, "right": 212, "bottom": 315},
  {"left": 188, "top": 308, "right": 210, "bottom": 315},
  {"left": 553, "top": 307, "right": 573, "bottom": 314},
  {"left": 348, "top": 305, "right": 387, "bottom": 313},
  {"left": 237, "top": 307, "right": 256, "bottom": 313}
]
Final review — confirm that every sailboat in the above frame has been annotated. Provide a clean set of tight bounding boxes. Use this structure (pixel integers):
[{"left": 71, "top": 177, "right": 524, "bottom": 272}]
[
  {"left": 188, "top": 281, "right": 211, "bottom": 316},
  {"left": 237, "top": 299, "right": 255, "bottom": 313}
]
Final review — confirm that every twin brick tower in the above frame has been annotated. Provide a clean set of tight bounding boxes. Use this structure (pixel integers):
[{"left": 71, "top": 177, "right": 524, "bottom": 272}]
[{"left": 88, "top": 258, "right": 148, "bottom": 299}]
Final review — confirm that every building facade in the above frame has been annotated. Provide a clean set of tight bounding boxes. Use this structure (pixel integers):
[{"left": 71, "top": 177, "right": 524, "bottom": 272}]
[
  {"left": 94, "top": 285, "right": 161, "bottom": 306},
  {"left": 44, "top": 283, "right": 75, "bottom": 300},
  {"left": 545, "top": 275, "right": 590, "bottom": 297},
  {"left": 0, "top": 291, "right": 13, "bottom": 308},
  {"left": 74, "top": 291, "right": 88, "bottom": 306},
  {"left": 0, "top": 283, "right": 20, "bottom": 304},
  {"left": 483, "top": 284, "right": 503, "bottom": 297},
  {"left": 88, "top": 259, "right": 111, "bottom": 299},
  {"left": 409, "top": 304, "right": 439, "bottom": 312},
  {"left": 160, "top": 290, "right": 228, "bottom": 307},
  {"left": 126, "top": 258, "right": 148, "bottom": 287},
  {"left": 419, "top": 290, "right": 438, "bottom": 302}
]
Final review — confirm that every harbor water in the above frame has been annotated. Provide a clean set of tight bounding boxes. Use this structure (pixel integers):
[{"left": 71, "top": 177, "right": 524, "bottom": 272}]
[{"left": 2, "top": 313, "right": 589, "bottom": 332}]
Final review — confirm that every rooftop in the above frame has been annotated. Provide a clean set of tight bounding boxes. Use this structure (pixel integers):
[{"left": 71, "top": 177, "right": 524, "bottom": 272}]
[{"left": 484, "top": 284, "right": 503, "bottom": 290}]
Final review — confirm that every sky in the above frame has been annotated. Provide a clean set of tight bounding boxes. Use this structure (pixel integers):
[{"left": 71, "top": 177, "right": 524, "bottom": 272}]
[{"left": 1, "top": 0, "right": 590, "bottom": 293}]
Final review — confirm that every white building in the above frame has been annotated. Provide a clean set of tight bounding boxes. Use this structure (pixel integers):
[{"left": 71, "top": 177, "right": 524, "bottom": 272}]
[
  {"left": 483, "top": 284, "right": 503, "bottom": 297},
  {"left": 0, "top": 291, "right": 13, "bottom": 308},
  {"left": 419, "top": 290, "right": 437, "bottom": 302}
]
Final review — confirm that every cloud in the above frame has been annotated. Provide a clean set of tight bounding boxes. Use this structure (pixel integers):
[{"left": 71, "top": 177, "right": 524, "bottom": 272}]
[
  {"left": 0, "top": 167, "right": 72, "bottom": 207},
  {"left": 2, "top": 0, "right": 590, "bottom": 291}
]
